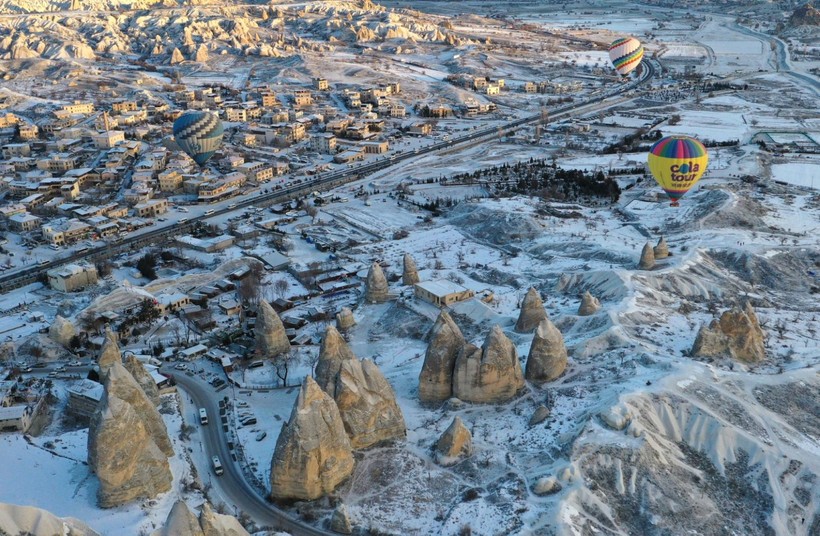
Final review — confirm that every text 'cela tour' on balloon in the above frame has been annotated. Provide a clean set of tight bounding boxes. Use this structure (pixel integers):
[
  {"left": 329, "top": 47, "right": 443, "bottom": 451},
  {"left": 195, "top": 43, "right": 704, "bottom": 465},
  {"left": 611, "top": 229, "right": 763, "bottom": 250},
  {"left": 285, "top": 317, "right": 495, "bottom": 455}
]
[
  {"left": 608, "top": 37, "right": 644, "bottom": 77},
  {"left": 172, "top": 111, "right": 224, "bottom": 166},
  {"left": 647, "top": 135, "right": 709, "bottom": 206}
]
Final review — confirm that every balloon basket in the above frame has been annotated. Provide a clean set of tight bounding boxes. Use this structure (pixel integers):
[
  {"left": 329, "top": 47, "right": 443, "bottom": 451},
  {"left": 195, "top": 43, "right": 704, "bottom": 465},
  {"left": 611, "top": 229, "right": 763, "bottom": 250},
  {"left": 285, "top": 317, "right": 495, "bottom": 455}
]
[{"left": 669, "top": 202, "right": 680, "bottom": 207}]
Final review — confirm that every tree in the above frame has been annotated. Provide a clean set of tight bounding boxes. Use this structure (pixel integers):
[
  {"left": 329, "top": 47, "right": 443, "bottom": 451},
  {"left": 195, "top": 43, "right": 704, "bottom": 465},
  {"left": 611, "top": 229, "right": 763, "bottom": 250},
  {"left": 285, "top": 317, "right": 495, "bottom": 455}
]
[
  {"left": 273, "top": 279, "right": 289, "bottom": 300},
  {"left": 272, "top": 349, "right": 297, "bottom": 387},
  {"left": 238, "top": 265, "right": 264, "bottom": 307},
  {"left": 136, "top": 253, "right": 158, "bottom": 280}
]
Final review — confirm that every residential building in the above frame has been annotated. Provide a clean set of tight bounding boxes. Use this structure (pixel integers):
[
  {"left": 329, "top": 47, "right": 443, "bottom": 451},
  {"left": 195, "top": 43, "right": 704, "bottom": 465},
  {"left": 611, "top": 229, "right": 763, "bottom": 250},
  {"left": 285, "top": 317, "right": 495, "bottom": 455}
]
[
  {"left": 134, "top": 199, "right": 168, "bottom": 218},
  {"left": 226, "top": 108, "right": 247, "bottom": 122},
  {"left": 93, "top": 130, "right": 125, "bottom": 149},
  {"left": 238, "top": 161, "right": 273, "bottom": 183},
  {"left": 314, "top": 78, "right": 329, "bottom": 91},
  {"left": 486, "top": 85, "right": 500, "bottom": 96},
  {"left": 389, "top": 104, "right": 406, "bottom": 118},
  {"left": 18, "top": 124, "right": 38, "bottom": 140},
  {"left": 523, "top": 82, "right": 537, "bottom": 93},
  {"left": 414, "top": 280, "right": 475, "bottom": 307},
  {"left": 61, "top": 101, "right": 95, "bottom": 115},
  {"left": 155, "top": 291, "right": 190, "bottom": 314},
  {"left": 36, "top": 153, "right": 79, "bottom": 173},
  {"left": 42, "top": 218, "right": 92, "bottom": 245},
  {"left": 310, "top": 133, "right": 337, "bottom": 154},
  {"left": 293, "top": 89, "right": 312, "bottom": 108},
  {"left": 2, "top": 143, "right": 31, "bottom": 158},
  {"left": 112, "top": 100, "right": 138, "bottom": 113},
  {"left": 0, "top": 204, "right": 25, "bottom": 219},
  {"left": 360, "top": 140, "right": 389, "bottom": 154},
  {"left": 333, "top": 148, "right": 365, "bottom": 164},
  {"left": 158, "top": 170, "right": 183, "bottom": 192},
  {"left": 8, "top": 212, "right": 40, "bottom": 232},
  {"left": 408, "top": 123, "right": 432, "bottom": 136},
  {"left": 66, "top": 379, "right": 104, "bottom": 420},
  {"left": 0, "top": 405, "right": 35, "bottom": 432},
  {"left": 47, "top": 263, "right": 98, "bottom": 292}
]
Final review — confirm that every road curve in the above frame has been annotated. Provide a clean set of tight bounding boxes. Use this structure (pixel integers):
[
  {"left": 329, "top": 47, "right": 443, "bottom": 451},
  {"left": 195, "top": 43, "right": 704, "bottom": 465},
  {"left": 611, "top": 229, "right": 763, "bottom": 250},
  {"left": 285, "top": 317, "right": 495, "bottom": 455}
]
[{"left": 167, "top": 366, "right": 328, "bottom": 535}]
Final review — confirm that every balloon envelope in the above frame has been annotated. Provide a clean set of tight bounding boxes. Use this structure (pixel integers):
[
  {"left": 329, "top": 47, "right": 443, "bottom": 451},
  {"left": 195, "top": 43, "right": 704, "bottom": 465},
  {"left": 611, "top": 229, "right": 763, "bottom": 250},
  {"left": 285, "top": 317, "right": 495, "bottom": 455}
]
[
  {"left": 608, "top": 37, "right": 644, "bottom": 77},
  {"left": 647, "top": 135, "right": 709, "bottom": 205},
  {"left": 173, "top": 111, "right": 224, "bottom": 166}
]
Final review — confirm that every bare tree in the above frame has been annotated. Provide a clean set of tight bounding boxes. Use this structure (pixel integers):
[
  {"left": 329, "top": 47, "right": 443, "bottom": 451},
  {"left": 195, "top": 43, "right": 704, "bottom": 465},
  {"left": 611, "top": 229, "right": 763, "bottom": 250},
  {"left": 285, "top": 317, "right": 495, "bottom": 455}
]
[{"left": 273, "top": 279, "right": 289, "bottom": 300}]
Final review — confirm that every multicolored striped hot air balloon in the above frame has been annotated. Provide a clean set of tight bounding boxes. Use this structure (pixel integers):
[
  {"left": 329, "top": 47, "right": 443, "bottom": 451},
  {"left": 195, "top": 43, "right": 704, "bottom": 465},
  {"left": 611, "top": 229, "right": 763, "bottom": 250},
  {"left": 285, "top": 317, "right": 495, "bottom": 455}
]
[
  {"left": 173, "top": 111, "right": 224, "bottom": 166},
  {"left": 647, "top": 135, "right": 709, "bottom": 206},
  {"left": 608, "top": 37, "right": 644, "bottom": 77}
]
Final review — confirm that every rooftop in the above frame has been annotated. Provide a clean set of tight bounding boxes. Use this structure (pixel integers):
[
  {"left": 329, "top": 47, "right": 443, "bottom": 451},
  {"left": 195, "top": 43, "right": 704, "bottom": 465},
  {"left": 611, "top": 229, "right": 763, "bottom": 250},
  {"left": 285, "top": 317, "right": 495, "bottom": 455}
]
[{"left": 415, "top": 279, "right": 471, "bottom": 298}]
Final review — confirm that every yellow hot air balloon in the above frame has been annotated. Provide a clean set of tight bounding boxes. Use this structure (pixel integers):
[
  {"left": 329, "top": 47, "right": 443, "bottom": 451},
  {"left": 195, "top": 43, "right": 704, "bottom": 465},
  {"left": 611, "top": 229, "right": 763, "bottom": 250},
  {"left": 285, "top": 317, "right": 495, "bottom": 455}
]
[{"left": 647, "top": 135, "right": 709, "bottom": 206}]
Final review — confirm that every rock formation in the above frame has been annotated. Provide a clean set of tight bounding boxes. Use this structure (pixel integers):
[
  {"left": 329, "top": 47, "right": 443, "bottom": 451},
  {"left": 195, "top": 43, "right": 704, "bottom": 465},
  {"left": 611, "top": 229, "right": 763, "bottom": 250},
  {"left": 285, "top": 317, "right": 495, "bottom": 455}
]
[
  {"left": 123, "top": 354, "right": 160, "bottom": 406},
  {"left": 790, "top": 2, "right": 820, "bottom": 26},
  {"left": 419, "top": 311, "right": 465, "bottom": 403},
  {"left": 97, "top": 328, "right": 121, "bottom": 373},
  {"left": 334, "top": 358, "right": 406, "bottom": 449},
  {"left": 314, "top": 324, "right": 357, "bottom": 395},
  {"left": 151, "top": 502, "right": 249, "bottom": 536},
  {"left": 529, "top": 405, "right": 551, "bottom": 426},
  {"left": 638, "top": 241, "right": 655, "bottom": 270},
  {"left": 452, "top": 325, "right": 525, "bottom": 404},
  {"left": 0, "top": 502, "right": 100, "bottom": 536},
  {"left": 335, "top": 307, "right": 356, "bottom": 331},
  {"left": 169, "top": 47, "right": 185, "bottom": 64},
  {"left": 255, "top": 300, "right": 291, "bottom": 358},
  {"left": 514, "top": 287, "right": 548, "bottom": 333},
  {"left": 48, "top": 315, "right": 76, "bottom": 347},
  {"left": 402, "top": 253, "right": 420, "bottom": 285},
  {"left": 194, "top": 43, "right": 209, "bottom": 62},
  {"left": 577, "top": 291, "right": 601, "bottom": 316},
  {"left": 691, "top": 302, "right": 766, "bottom": 363},
  {"left": 532, "top": 476, "right": 561, "bottom": 496},
  {"left": 88, "top": 359, "right": 173, "bottom": 508},
  {"left": 365, "top": 262, "right": 389, "bottom": 302},
  {"left": 152, "top": 501, "right": 203, "bottom": 536},
  {"left": 199, "top": 502, "right": 250, "bottom": 536},
  {"left": 654, "top": 236, "right": 669, "bottom": 259},
  {"left": 525, "top": 318, "right": 568, "bottom": 383},
  {"left": 330, "top": 503, "right": 353, "bottom": 534},
  {"left": 435, "top": 416, "right": 472, "bottom": 466},
  {"left": 269, "top": 376, "right": 355, "bottom": 501}
]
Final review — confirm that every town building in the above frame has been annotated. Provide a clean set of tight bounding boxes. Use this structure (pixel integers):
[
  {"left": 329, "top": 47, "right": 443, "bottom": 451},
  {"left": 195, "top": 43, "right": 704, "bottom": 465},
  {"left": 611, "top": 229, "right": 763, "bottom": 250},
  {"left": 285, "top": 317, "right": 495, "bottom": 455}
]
[
  {"left": 47, "top": 263, "right": 98, "bottom": 292},
  {"left": 414, "top": 280, "right": 475, "bottom": 307},
  {"left": 310, "top": 133, "right": 337, "bottom": 154},
  {"left": 314, "top": 78, "right": 329, "bottom": 91},
  {"left": 134, "top": 199, "right": 168, "bottom": 218},
  {"left": 66, "top": 379, "right": 104, "bottom": 420},
  {"left": 42, "top": 218, "right": 92, "bottom": 245},
  {"left": 93, "top": 130, "right": 125, "bottom": 149},
  {"left": 8, "top": 212, "right": 40, "bottom": 232}
]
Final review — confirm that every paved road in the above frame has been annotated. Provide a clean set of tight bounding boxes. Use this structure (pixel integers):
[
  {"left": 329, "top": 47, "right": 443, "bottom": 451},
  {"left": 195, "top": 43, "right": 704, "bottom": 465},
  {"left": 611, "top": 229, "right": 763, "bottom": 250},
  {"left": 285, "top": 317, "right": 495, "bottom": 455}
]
[
  {"left": 0, "top": 60, "right": 655, "bottom": 293},
  {"left": 167, "top": 366, "right": 328, "bottom": 536}
]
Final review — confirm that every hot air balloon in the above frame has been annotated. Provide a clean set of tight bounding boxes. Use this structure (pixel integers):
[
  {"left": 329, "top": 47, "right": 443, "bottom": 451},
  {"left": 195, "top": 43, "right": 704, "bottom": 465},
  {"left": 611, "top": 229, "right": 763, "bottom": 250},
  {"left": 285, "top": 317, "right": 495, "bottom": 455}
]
[
  {"left": 172, "top": 111, "right": 224, "bottom": 166},
  {"left": 647, "top": 135, "right": 709, "bottom": 206},
  {"left": 608, "top": 37, "right": 644, "bottom": 77}
]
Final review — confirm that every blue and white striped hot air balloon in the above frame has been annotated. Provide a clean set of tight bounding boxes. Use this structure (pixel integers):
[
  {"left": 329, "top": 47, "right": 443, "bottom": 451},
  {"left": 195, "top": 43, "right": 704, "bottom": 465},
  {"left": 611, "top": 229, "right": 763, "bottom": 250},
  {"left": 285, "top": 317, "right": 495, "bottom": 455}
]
[{"left": 172, "top": 111, "right": 224, "bottom": 166}]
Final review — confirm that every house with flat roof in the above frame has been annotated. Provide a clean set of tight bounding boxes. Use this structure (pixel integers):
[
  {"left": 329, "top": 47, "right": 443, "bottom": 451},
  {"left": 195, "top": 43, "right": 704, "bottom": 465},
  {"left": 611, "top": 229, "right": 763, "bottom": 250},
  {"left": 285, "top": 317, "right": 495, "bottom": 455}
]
[{"left": 414, "top": 280, "right": 475, "bottom": 307}]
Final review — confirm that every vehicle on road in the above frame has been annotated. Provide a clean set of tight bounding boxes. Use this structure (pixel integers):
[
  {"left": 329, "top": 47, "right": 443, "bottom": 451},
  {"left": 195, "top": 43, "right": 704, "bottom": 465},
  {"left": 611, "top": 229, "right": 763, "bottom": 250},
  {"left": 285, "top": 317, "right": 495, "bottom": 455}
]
[
  {"left": 212, "top": 456, "right": 223, "bottom": 476},
  {"left": 69, "top": 360, "right": 82, "bottom": 367},
  {"left": 205, "top": 209, "right": 215, "bottom": 216},
  {"left": 199, "top": 408, "right": 209, "bottom": 425}
]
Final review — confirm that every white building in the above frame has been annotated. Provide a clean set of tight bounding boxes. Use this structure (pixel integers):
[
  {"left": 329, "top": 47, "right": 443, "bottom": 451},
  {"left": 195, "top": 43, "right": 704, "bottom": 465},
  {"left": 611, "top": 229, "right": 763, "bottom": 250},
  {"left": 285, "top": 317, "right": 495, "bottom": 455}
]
[{"left": 414, "top": 280, "right": 475, "bottom": 307}]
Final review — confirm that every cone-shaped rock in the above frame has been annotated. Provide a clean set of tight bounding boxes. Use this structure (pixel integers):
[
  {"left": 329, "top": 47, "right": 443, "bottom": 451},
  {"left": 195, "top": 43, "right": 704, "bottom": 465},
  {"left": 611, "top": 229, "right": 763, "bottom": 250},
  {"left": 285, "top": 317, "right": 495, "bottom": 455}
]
[
  {"left": 525, "top": 318, "right": 567, "bottom": 383},
  {"left": 152, "top": 501, "right": 203, "bottom": 536},
  {"left": 0, "top": 503, "right": 100, "bottom": 536},
  {"left": 88, "top": 360, "right": 173, "bottom": 508},
  {"left": 419, "top": 311, "right": 465, "bottom": 403},
  {"left": 402, "top": 253, "right": 420, "bottom": 285},
  {"left": 435, "top": 416, "right": 472, "bottom": 466},
  {"left": 335, "top": 307, "right": 356, "bottom": 331},
  {"left": 255, "top": 301, "right": 291, "bottom": 358},
  {"left": 334, "top": 358, "right": 406, "bottom": 449},
  {"left": 654, "top": 236, "right": 669, "bottom": 259},
  {"left": 194, "top": 44, "right": 209, "bottom": 62},
  {"left": 314, "top": 324, "right": 357, "bottom": 395},
  {"left": 577, "top": 291, "right": 601, "bottom": 316},
  {"left": 638, "top": 241, "right": 655, "bottom": 270},
  {"left": 98, "top": 328, "right": 120, "bottom": 374},
  {"left": 692, "top": 302, "right": 765, "bottom": 363},
  {"left": 169, "top": 47, "right": 185, "bottom": 65},
  {"left": 124, "top": 354, "right": 160, "bottom": 406},
  {"left": 330, "top": 503, "right": 353, "bottom": 534},
  {"left": 452, "top": 325, "right": 525, "bottom": 404},
  {"left": 365, "top": 262, "right": 389, "bottom": 303},
  {"left": 49, "top": 315, "right": 76, "bottom": 346},
  {"left": 199, "top": 502, "right": 250, "bottom": 536},
  {"left": 269, "top": 376, "right": 355, "bottom": 500},
  {"left": 514, "top": 287, "right": 548, "bottom": 333}
]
